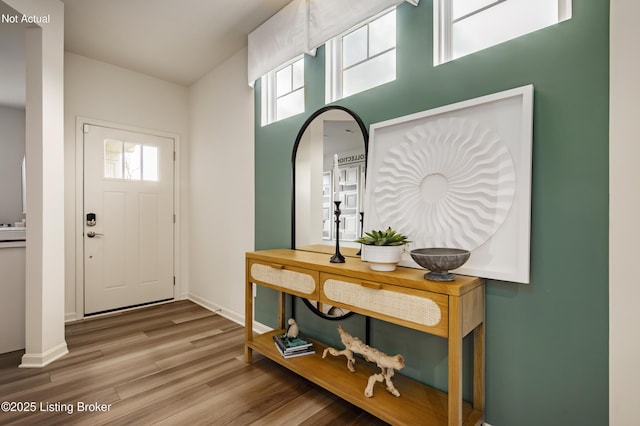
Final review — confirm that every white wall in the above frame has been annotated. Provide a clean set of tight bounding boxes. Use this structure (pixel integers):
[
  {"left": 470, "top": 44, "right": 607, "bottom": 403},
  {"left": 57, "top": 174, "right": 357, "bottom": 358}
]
[
  {"left": 64, "top": 52, "right": 190, "bottom": 320},
  {"left": 63, "top": 49, "right": 253, "bottom": 325},
  {"left": 610, "top": 0, "right": 640, "bottom": 423},
  {"left": 188, "top": 47, "right": 255, "bottom": 323},
  {"left": 0, "top": 106, "right": 25, "bottom": 224}
]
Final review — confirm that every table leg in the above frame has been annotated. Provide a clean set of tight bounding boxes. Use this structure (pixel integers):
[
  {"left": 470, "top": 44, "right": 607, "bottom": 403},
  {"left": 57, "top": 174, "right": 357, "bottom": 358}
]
[
  {"left": 474, "top": 323, "right": 485, "bottom": 413},
  {"left": 278, "top": 291, "right": 286, "bottom": 330},
  {"left": 244, "top": 264, "right": 253, "bottom": 363},
  {"left": 448, "top": 296, "right": 463, "bottom": 426}
]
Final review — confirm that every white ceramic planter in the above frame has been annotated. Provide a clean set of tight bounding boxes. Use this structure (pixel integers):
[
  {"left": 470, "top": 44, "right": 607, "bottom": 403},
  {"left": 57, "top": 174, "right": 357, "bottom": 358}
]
[{"left": 363, "top": 245, "right": 405, "bottom": 271}]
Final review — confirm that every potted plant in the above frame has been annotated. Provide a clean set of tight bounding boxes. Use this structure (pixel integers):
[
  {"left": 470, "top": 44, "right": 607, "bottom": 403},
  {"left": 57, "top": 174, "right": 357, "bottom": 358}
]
[{"left": 356, "top": 227, "right": 410, "bottom": 271}]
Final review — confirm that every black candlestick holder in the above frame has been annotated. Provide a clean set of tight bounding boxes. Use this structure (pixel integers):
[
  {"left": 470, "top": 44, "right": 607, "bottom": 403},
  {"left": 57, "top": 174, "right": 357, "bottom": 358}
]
[
  {"left": 330, "top": 201, "right": 345, "bottom": 263},
  {"left": 356, "top": 211, "right": 364, "bottom": 256}
]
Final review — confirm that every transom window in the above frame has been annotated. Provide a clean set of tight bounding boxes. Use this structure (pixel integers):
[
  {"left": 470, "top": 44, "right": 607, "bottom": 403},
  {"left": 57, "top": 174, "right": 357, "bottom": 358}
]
[
  {"left": 326, "top": 8, "right": 397, "bottom": 102},
  {"left": 104, "top": 140, "right": 159, "bottom": 181},
  {"left": 261, "top": 56, "right": 305, "bottom": 126},
  {"left": 435, "top": 0, "right": 572, "bottom": 65}
]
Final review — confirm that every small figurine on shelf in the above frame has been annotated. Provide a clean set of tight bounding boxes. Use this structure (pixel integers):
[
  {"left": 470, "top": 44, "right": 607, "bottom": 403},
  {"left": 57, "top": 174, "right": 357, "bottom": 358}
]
[
  {"left": 322, "top": 326, "right": 405, "bottom": 398},
  {"left": 286, "top": 318, "right": 299, "bottom": 339},
  {"left": 273, "top": 319, "right": 315, "bottom": 359}
]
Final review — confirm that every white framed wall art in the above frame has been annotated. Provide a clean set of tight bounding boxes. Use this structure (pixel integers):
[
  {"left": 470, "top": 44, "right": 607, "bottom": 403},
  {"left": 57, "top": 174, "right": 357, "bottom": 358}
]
[{"left": 363, "top": 85, "right": 534, "bottom": 283}]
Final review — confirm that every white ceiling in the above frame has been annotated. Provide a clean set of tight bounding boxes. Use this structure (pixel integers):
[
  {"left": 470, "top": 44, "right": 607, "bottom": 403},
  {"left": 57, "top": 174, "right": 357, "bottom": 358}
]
[
  {"left": 0, "top": 0, "right": 291, "bottom": 107},
  {"left": 62, "top": 0, "right": 291, "bottom": 86}
]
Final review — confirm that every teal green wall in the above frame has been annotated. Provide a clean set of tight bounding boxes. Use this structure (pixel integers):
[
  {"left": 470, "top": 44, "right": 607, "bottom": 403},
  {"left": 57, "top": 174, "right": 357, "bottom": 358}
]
[{"left": 254, "top": 1, "right": 609, "bottom": 424}]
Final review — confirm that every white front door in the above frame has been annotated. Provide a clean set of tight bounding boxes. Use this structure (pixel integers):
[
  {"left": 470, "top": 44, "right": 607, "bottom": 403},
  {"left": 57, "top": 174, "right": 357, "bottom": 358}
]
[{"left": 83, "top": 124, "right": 175, "bottom": 315}]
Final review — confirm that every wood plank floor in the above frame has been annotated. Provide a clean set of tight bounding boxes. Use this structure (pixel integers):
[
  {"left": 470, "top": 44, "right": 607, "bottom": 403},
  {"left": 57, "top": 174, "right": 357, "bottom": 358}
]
[{"left": 0, "top": 300, "right": 388, "bottom": 425}]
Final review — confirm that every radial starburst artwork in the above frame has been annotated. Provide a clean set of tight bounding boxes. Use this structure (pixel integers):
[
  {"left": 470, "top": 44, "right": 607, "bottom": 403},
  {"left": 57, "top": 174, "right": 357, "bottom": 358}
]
[{"left": 373, "top": 116, "right": 516, "bottom": 251}]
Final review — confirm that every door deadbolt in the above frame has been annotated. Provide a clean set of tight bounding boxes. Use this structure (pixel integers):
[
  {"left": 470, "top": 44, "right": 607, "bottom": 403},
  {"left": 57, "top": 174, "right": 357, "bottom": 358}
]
[{"left": 87, "top": 213, "right": 96, "bottom": 226}]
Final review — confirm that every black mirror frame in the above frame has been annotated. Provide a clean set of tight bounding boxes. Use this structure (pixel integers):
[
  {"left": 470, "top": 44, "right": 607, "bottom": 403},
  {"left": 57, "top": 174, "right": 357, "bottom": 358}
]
[
  {"left": 291, "top": 105, "right": 368, "bottom": 321},
  {"left": 291, "top": 105, "right": 369, "bottom": 249}
]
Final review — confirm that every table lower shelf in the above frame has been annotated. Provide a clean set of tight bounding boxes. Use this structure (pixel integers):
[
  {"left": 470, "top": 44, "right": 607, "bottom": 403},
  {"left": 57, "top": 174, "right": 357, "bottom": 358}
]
[{"left": 246, "top": 330, "right": 482, "bottom": 426}]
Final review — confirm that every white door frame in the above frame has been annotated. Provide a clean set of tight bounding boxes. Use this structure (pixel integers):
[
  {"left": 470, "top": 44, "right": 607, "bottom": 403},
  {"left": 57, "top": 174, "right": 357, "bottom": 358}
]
[{"left": 74, "top": 117, "right": 182, "bottom": 320}]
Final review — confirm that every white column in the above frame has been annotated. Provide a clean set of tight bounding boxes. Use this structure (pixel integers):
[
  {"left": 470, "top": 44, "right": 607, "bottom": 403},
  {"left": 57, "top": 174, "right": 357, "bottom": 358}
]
[{"left": 5, "top": 0, "right": 68, "bottom": 367}]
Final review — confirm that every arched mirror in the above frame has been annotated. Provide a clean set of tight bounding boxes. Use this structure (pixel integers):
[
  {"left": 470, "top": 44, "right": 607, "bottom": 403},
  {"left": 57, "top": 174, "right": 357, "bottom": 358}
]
[
  {"left": 292, "top": 105, "right": 368, "bottom": 250},
  {"left": 291, "top": 105, "right": 368, "bottom": 320}
]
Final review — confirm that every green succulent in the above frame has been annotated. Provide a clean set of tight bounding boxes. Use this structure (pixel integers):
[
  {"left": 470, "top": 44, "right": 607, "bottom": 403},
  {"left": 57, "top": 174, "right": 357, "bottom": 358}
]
[{"left": 355, "top": 227, "right": 410, "bottom": 246}]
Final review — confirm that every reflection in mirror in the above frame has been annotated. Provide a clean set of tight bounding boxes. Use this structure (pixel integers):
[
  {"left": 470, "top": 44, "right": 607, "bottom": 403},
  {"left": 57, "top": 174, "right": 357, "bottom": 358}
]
[
  {"left": 292, "top": 106, "right": 368, "bottom": 321},
  {"left": 292, "top": 106, "right": 368, "bottom": 251}
]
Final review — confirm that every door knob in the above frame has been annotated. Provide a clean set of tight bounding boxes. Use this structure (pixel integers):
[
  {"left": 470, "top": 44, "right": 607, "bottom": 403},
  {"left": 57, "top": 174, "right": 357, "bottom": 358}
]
[{"left": 87, "top": 231, "right": 103, "bottom": 238}]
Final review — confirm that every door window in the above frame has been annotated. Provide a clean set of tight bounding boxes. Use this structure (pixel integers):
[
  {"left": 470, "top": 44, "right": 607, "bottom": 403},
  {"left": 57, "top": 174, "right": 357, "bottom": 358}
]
[{"left": 104, "top": 140, "right": 159, "bottom": 182}]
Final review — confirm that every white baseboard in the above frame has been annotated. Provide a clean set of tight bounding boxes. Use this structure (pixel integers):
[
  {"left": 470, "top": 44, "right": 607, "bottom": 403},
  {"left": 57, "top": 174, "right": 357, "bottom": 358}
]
[
  {"left": 187, "top": 293, "right": 243, "bottom": 325},
  {"left": 20, "top": 341, "right": 68, "bottom": 368},
  {"left": 187, "top": 293, "right": 271, "bottom": 334}
]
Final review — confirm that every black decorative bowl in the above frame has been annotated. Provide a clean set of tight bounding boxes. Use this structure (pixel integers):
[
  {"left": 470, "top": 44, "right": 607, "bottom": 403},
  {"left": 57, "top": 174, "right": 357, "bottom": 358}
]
[{"left": 410, "top": 248, "right": 470, "bottom": 282}]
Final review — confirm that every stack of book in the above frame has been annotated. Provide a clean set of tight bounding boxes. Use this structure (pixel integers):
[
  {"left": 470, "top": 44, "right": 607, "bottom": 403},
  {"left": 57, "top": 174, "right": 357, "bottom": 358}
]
[{"left": 273, "top": 333, "right": 315, "bottom": 358}]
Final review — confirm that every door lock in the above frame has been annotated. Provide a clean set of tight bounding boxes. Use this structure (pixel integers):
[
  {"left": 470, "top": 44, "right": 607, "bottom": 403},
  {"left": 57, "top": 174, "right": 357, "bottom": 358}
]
[{"left": 86, "top": 213, "right": 96, "bottom": 226}]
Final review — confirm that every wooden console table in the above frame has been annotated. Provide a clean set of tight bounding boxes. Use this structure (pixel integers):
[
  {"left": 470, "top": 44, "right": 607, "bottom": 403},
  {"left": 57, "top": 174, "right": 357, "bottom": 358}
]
[{"left": 245, "top": 249, "right": 485, "bottom": 426}]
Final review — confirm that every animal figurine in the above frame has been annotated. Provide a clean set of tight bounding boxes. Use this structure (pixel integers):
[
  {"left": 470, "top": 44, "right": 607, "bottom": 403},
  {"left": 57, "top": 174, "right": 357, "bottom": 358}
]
[
  {"left": 285, "top": 318, "right": 299, "bottom": 339},
  {"left": 322, "top": 325, "right": 405, "bottom": 397}
]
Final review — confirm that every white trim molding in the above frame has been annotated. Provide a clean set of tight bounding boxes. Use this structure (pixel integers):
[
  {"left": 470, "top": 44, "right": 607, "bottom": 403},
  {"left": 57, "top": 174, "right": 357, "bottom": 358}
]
[
  {"left": 20, "top": 342, "right": 68, "bottom": 369},
  {"left": 188, "top": 294, "right": 271, "bottom": 334}
]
